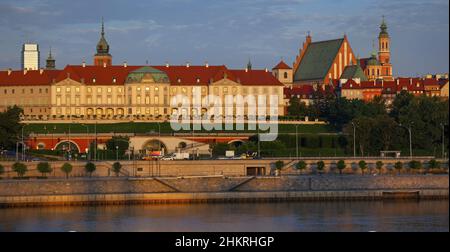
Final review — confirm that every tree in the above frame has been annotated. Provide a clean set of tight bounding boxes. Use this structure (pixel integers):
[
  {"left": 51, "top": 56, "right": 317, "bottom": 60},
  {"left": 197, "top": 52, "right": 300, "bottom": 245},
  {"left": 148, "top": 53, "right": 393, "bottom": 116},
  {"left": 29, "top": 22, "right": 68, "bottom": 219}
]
[
  {"left": 37, "top": 162, "right": 52, "bottom": 178},
  {"left": 394, "top": 162, "right": 403, "bottom": 175},
  {"left": 376, "top": 161, "right": 384, "bottom": 174},
  {"left": 12, "top": 162, "right": 27, "bottom": 178},
  {"left": 295, "top": 161, "right": 307, "bottom": 174},
  {"left": 428, "top": 159, "right": 441, "bottom": 170},
  {"left": 316, "top": 161, "right": 325, "bottom": 174},
  {"left": 287, "top": 96, "right": 301, "bottom": 116},
  {"left": 0, "top": 164, "right": 4, "bottom": 178},
  {"left": 409, "top": 160, "right": 422, "bottom": 173},
  {"left": 85, "top": 162, "right": 96, "bottom": 177},
  {"left": 336, "top": 160, "right": 346, "bottom": 175},
  {"left": 0, "top": 106, "right": 24, "bottom": 150},
  {"left": 61, "top": 163, "right": 73, "bottom": 179},
  {"left": 275, "top": 160, "right": 284, "bottom": 176},
  {"left": 358, "top": 160, "right": 367, "bottom": 175},
  {"left": 112, "top": 162, "right": 122, "bottom": 177}
]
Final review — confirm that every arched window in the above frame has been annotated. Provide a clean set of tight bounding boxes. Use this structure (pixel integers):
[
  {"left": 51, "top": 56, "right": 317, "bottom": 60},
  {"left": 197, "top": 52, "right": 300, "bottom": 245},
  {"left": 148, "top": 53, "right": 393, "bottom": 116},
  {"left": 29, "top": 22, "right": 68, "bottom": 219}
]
[{"left": 284, "top": 72, "right": 288, "bottom": 79}]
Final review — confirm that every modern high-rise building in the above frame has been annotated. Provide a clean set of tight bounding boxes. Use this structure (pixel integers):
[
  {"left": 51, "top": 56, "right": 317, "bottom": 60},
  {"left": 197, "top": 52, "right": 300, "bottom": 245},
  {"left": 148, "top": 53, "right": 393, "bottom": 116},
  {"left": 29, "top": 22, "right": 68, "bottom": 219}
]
[{"left": 22, "top": 43, "right": 40, "bottom": 70}]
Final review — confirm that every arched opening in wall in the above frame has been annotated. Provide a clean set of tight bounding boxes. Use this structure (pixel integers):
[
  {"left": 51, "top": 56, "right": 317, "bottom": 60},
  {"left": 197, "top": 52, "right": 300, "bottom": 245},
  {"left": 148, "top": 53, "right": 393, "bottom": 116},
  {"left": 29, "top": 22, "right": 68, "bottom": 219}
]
[
  {"left": 96, "top": 108, "right": 103, "bottom": 116},
  {"left": 228, "top": 140, "right": 246, "bottom": 148},
  {"left": 87, "top": 108, "right": 94, "bottom": 116},
  {"left": 106, "top": 108, "right": 114, "bottom": 116},
  {"left": 117, "top": 108, "right": 124, "bottom": 116},
  {"left": 142, "top": 139, "right": 167, "bottom": 155},
  {"left": 54, "top": 140, "right": 81, "bottom": 153},
  {"left": 178, "top": 142, "right": 187, "bottom": 149},
  {"left": 37, "top": 142, "right": 46, "bottom": 150}
]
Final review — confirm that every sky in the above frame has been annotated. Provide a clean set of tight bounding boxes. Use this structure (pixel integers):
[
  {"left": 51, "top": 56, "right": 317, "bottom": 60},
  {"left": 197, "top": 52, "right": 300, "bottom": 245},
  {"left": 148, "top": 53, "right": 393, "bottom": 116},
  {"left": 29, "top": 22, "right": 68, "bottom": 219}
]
[{"left": 0, "top": 0, "right": 448, "bottom": 77}]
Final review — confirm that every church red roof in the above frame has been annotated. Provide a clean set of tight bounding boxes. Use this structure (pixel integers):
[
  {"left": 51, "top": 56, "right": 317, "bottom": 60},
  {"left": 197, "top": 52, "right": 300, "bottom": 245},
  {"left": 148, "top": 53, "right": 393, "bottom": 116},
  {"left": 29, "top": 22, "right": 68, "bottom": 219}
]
[{"left": 273, "top": 61, "right": 292, "bottom": 70}]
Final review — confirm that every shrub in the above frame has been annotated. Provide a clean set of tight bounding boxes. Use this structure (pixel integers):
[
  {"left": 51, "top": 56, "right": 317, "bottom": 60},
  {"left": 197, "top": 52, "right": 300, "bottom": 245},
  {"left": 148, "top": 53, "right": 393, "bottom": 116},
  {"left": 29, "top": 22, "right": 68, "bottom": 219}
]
[
  {"left": 37, "top": 162, "right": 52, "bottom": 177},
  {"left": 394, "top": 162, "right": 403, "bottom": 175},
  {"left": 316, "top": 161, "right": 325, "bottom": 173},
  {"left": 0, "top": 164, "right": 4, "bottom": 178},
  {"left": 428, "top": 159, "right": 441, "bottom": 170},
  {"left": 336, "top": 160, "right": 346, "bottom": 175},
  {"left": 296, "top": 161, "right": 307, "bottom": 174},
  {"left": 376, "top": 161, "right": 384, "bottom": 173},
  {"left": 12, "top": 162, "right": 27, "bottom": 178},
  {"left": 358, "top": 161, "right": 367, "bottom": 175},
  {"left": 112, "top": 162, "right": 122, "bottom": 177},
  {"left": 85, "top": 162, "right": 96, "bottom": 177},
  {"left": 61, "top": 163, "right": 73, "bottom": 179},
  {"left": 409, "top": 160, "right": 422, "bottom": 171},
  {"left": 275, "top": 160, "right": 284, "bottom": 170}
]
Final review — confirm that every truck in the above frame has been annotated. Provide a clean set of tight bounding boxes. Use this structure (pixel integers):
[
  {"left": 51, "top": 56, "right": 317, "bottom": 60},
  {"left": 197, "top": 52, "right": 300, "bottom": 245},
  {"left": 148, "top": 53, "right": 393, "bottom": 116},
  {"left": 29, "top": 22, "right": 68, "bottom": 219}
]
[
  {"left": 161, "top": 152, "right": 190, "bottom": 161},
  {"left": 142, "top": 151, "right": 163, "bottom": 161}
]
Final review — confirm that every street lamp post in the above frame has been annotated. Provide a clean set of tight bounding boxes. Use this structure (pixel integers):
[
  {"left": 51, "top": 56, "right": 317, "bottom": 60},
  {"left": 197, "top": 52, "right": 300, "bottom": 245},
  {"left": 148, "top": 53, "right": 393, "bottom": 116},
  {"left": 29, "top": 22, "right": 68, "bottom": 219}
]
[
  {"left": 80, "top": 124, "right": 89, "bottom": 160},
  {"left": 351, "top": 122, "right": 356, "bottom": 158},
  {"left": 400, "top": 123, "right": 413, "bottom": 159},
  {"left": 257, "top": 127, "right": 261, "bottom": 159},
  {"left": 21, "top": 124, "right": 28, "bottom": 161},
  {"left": 295, "top": 124, "right": 299, "bottom": 160},
  {"left": 441, "top": 123, "right": 445, "bottom": 159},
  {"left": 116, "top": 145, "right": 119, "bottom": 161}
]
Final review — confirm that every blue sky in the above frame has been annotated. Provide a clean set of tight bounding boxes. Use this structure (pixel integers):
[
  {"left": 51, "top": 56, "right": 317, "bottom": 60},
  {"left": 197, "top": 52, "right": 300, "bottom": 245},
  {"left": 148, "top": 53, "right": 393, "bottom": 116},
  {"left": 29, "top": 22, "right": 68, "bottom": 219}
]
[{"left": 0, "top": 0, "right": 448, "bottom": 76}]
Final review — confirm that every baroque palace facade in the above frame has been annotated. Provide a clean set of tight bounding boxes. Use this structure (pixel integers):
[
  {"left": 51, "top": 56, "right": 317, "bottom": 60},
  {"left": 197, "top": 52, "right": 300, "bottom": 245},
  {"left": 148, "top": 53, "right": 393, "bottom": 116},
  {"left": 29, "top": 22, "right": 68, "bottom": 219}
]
[{"left": 0, "top": 21, "right": 285, "bottom": 120}]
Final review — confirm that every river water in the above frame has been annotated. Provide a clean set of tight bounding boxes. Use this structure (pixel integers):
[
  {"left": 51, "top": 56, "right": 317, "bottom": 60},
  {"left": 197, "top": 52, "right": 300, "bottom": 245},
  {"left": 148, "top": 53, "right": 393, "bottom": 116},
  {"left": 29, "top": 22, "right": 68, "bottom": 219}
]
[{"left": 0, "top": 200, "right": 448, "bottom": 232}]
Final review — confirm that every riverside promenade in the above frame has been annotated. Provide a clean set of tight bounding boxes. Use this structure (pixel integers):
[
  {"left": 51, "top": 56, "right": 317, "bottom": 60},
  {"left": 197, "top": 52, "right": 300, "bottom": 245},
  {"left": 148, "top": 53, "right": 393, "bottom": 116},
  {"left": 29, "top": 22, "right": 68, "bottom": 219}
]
[
  {"left": 0, "top": 158, "right": 448, "bottom": 207},
  {"left": 0, "top": 175, "right": 448, "bottom": 207}
]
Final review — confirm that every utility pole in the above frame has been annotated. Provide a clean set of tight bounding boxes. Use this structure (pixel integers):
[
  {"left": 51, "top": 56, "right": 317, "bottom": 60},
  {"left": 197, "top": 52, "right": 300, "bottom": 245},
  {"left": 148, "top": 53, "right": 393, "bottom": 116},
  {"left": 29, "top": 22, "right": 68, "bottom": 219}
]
[{"left": 257, "top": 127, "right": 260, "bottom": 159}]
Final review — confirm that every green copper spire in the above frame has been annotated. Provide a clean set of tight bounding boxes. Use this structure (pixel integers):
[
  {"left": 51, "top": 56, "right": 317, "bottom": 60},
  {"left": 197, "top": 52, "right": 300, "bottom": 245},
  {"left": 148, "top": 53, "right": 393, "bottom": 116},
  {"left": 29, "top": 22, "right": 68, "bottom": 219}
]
[
  {"left": 379, "top": 15, "right": 389, "bottom": 37},
  {"left": 96, "top": 17, "right": 110, "bottom": 56}
]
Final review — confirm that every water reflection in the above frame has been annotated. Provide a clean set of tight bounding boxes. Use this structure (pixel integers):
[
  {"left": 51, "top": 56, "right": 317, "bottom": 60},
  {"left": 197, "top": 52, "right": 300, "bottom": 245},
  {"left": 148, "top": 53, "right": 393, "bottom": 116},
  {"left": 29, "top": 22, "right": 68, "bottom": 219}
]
[{"left": 0, "top": 200, "right": 448, "bottom": 232}]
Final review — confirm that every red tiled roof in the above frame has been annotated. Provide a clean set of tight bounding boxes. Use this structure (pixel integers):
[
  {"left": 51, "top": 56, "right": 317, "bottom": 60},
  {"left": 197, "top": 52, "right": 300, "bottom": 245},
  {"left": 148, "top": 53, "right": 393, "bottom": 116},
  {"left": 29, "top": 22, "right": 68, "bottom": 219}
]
[
  {"left": 359, "top": 58, "right": 369, "bottom": 71},
  {"left": 1, "top": 65, "right": 284, "bottom": 87},
  {"left": 55, "top": 65, "right": 141, "bottom": 85},
  {"left": 0, "top": 69, "right": 61, "bottom": 86},
  {"left": 272, "top": 61, "right": 292, "bottom": 70},
  {"left": 283, "top": 85, "right": 316, "bottom": 98}
]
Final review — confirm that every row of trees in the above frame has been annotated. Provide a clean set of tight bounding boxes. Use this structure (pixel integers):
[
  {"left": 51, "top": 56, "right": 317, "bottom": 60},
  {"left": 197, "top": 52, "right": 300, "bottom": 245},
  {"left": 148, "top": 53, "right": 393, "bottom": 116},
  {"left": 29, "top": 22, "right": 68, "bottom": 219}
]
[
  {"left": 288, "top": 91, "right": 449, "bottom": 156},
  {"left": 0, "top": 161, "right": 123, "bottom": 179},
  {"left": 272, "top": 159, "right": 443, "bottom": 175}
]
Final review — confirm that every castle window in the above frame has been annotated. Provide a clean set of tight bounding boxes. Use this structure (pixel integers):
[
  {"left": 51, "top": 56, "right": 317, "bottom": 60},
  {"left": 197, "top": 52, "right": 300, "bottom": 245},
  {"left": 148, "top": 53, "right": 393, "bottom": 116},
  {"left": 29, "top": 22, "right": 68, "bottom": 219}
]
[
  {"left": 75, "top": 87, "right": 80, "bottom": 93},
  {"left": 284, "top": 72, "right": 288, "bottom": 79},
  {"left": 107, "top": 88, "right": 112, "bottom": 93},
  {"left": 97, "top": 87, "right": 102, "bottom": 93},
  {"left": 87, "top": 87, "right": 92, "bottom": 93}
]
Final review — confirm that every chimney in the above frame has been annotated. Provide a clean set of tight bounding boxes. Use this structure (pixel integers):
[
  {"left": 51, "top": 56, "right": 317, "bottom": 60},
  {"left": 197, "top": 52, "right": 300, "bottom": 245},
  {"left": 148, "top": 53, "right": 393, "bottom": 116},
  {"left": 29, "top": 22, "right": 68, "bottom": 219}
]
[
  {"left": 165, "top": 62, "right": 170, "bottom": 68},
  {"left": 123, "top": 61, "right": 128, "bottom": 68},
  {"left": 205, "top": 61, "right": 209, "bottom": 68},
  {"left": 409, "top": 78, "right": 413, "bottom": 85},
  {"left": 103, "top": 62, "right": 107, "bottom": 68},
  {"left": 245, "top": 68, "right": 248, "bottom": 73},
  {"left": 265, "top": 68, "right": 268, "bottom": 72},
  {"left": 40, "top": 69, "right": 44, "bottom": 75},
  {"left": 7, "top": 69, "right": 12, "bottom": 75},
  {"left": 381, "top": 79, "right": 384, "bottom": 87},
  {"left": 396, "top": 79, "right": 399, "bottom": 85},
  {"left": 82, "top": 61, "right": 86, "bottom": 68},
  {"left": 23, "top": 69, "right": 27, "bottom": 75},
  {"left": 186, "top": 62, "right": 190, "bottom": 68}
]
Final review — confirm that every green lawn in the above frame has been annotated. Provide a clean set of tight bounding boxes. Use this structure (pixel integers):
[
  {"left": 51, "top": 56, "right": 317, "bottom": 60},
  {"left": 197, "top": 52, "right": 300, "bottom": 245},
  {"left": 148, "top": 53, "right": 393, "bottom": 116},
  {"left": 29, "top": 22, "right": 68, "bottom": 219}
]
[{"left": 25, "top": 122, "right": 336, "bottom": 135}]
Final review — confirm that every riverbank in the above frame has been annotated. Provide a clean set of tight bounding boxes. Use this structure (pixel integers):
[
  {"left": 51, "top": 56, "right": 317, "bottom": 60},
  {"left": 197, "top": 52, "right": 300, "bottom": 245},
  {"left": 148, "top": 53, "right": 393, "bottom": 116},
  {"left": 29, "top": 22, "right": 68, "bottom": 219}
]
[{"left": 0, "top": 175, "right": 448, "bottom": 208}]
